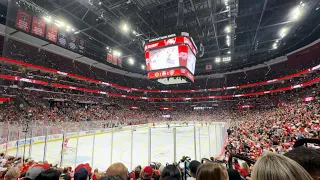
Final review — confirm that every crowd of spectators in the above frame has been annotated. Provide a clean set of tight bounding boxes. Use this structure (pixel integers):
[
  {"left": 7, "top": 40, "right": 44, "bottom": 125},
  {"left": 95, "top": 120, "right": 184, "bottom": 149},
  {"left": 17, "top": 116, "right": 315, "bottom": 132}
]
[{"left": 0, "top": 84, "right": 318, "bottom": 179}]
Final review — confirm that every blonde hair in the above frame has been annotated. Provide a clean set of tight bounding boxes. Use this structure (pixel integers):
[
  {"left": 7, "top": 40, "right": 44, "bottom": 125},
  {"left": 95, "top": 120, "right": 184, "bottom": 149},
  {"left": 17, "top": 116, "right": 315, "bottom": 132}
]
[
  {"left": 5, "top": 167, "right": 20, "bottom": 180},
  {"left": 251, "top": 153, "right": 313, "bottom": 180},
  {"left": 241, "top": 162, "right": 249, "bottom": 173},
  {"left": 196, "top": 163, "right": 228, "bottom": 180}
]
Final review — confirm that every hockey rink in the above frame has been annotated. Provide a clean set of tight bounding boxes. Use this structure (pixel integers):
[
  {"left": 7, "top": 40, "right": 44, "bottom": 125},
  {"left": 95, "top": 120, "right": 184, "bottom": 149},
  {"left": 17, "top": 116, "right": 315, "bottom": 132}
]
[{"left": 5, "top": 123, "right": 226, "bottom": 171}]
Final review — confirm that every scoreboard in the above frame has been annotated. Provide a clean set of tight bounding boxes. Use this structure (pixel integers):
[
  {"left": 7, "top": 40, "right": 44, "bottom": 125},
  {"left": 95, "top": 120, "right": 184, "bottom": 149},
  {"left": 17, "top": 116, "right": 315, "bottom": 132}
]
[{"left": 144, "top": 33, "right": 197, "bottom": 84}]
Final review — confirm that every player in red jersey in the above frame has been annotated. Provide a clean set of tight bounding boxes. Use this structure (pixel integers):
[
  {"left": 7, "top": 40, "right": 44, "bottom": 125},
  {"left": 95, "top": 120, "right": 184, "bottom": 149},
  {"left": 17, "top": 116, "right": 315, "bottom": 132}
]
[{"left": 63, "top": 138, "right": 69, "bottom": 149}]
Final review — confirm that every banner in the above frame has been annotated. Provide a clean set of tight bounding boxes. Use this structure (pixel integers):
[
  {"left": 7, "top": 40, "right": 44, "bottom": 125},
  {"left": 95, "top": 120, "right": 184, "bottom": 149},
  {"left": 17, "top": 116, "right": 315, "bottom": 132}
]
[
  {"left": 206, "top": 64, "right": 212, "bottom": 72},
  {"left": 68, "top": 35, "right": 78, "bottom": 52},
  {"left": 57, "top": 30, "right": 68, "bottom": 48},
  {"left": 31, "top": 16, "right": 45, "bottom": 37},
  {"left": 107, "top": 53, "right": 113, "bottom": 63},
  {"left": 46, "top": 24, "right": 58, "bottom": 43},
  {"left": 117, "top": 58, "right": 122, "bottom": 67},
  {"left": 112, "top": 56, "right": 118, "bottom": 65},
  {"left": 238, "top": 105, "right": 253, "bottom": 109},
  {"left": 301, "top": 96, "right": 315, "bottom": 102},
  {"left": 78, "top": 38, "right": 86, "bottom": 54},
  {"left": 15, "top": 9, "right": 32, "bottom": 32}
]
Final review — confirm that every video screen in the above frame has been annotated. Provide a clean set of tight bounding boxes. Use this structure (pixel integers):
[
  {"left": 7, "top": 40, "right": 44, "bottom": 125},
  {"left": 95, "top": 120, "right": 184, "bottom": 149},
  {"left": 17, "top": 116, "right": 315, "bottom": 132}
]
[
  {"left": 187, "top": 48, "right": 196, "bottom": 75},
  {"left": 149, "top": 46, "right": 179, "bottom": 71},
  {"left": 148, "top": 45, "right": 196, "bottom": 75}
]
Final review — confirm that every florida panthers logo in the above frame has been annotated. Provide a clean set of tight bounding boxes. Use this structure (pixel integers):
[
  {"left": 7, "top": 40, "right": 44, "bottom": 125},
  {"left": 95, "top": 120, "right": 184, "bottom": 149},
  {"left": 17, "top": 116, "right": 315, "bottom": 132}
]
[{"left": 165, "top": 38, "right": 176, "bottom": 45}]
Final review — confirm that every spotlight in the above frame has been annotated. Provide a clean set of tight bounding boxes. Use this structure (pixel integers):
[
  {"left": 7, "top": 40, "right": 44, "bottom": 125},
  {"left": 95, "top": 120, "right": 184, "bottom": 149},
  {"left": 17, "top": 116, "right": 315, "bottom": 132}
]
[
  {"left": 291, "top": 6, "right": 302, "bottom": 20},
  {"left": 227, "top": 51, "right": 231, "bottom": 54},
  {"left": 279, "top": 27, "right": 288, "bottom": 38},
  {"left": 273, "top": 43, "right": 278, "bottom": 49},
  {"left": 122, "top": 24, "right": 129, "bottom": 32},
  {"left": 141, "top": 65, "right": 145, "bottom": 70},
  {"left": 128, "top": 58, "right": 135, "bottom": 65},
  {"left": 43, "top": 16, "right": 52, "bottom": 23},
  {"left": 225, "top": 26, "right": 231, "bottom": 33},
  {"left": 215, "top": 57, "right": 221, "bottom": 63}
]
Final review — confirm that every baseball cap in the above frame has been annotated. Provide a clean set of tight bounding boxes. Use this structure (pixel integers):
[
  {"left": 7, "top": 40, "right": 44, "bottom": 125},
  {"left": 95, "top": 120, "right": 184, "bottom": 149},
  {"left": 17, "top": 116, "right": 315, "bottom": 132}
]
[
  {"left": 74, "top": 167, "right": 89, "bottom": 180},
  {"left": 141, "top": 166, "right": 153, "bottom": 179},
  {"left": 189, "top": 160, "right": 201, "bottom": 174},
  {"left": 25, "top": 164, "right": 50, "bottom": 180},
  {"left": 75, "top": 163, "right": 92, "bottom": 174}
]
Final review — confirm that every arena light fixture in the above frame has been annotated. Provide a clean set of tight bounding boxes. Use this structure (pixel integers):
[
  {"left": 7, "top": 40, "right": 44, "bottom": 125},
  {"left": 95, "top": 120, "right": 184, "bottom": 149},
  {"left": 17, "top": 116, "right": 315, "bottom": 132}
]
[
  {"left": 279, "top": 27, "right": 288, "bottom": 38},
  {"left": 222, "top": 56, "right": 231, "bottom": 62},
  {"left": 122, "top": 24, "right": 129, "bottom": 32},
  {"left": 273, "top": 43, "right": 278, "bottom": 49},
  {"left": 43, "top": 16, "right": 52, "bottom": 23},
  {"left": 227, "top": 51, "right": 231, "bottom": 54},
  {"left": 225, "top": 26, "right": 231, "bottom": 33},
  {"left": 291, "top": 6, "right": 302, "bottom": 20},
  {"left": 141, "top": 64, "right": 146, "bottom": 70},
  {"left": 128, "top": 58, "right": 135, "bottom": 65},
  {"left": 215, "top": 57, "right": 221, "bottom": 63}
]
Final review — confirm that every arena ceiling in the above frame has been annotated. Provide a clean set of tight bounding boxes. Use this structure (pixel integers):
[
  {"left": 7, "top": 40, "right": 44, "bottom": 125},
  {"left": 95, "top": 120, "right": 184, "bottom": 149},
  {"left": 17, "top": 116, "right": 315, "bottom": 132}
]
[{"left": 2, "top": 0, "right": 320, "bottom": 75}]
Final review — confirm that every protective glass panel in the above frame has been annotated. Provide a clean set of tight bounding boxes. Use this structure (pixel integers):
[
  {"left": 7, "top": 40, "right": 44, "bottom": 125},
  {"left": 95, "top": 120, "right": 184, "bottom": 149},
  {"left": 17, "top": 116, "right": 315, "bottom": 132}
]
[
  {"left": 198, "top": 124, "right": 210, "bottom": 159},
  {"left": 93, "top": 129, "right": 112, "bottom": 171},
  {"left": 62, "top": 132, "right": 79, "bottom": 168},
  {"left": 43, "top": 131, "right": 64, "bottom": 166},
  {"left": 132, "top": 127, "right": 148, "bottom": 170},
  {"left": 209, "top": 124, "right": 219, "bottom": 158},
  {"left": 29, "top": 126, "right": 46, "bottom": 162},
  {"left": 6, "top": 126, "right": 21, "bottom": 157},
  {"left": 151, "top": 126, "right": 174, "bottom": 164},
  {"left": 112, "top": 128, "right": 132, "bottom": 168},
  {"left": 176, "top": 126, "right": 195, "bottom": 161},
  {"left": 74, "top": 131, "right": 94, "bottom": 168}
]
